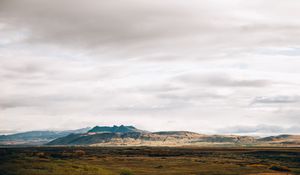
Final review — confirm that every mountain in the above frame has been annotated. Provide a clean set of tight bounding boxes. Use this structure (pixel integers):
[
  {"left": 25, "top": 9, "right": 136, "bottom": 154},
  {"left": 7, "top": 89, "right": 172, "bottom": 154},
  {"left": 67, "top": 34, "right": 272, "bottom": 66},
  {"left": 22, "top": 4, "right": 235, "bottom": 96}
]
[
  {"left": 88, "top": 125, "right": 145, "bottom": 133},
  {"left": 47, "top": 126, "right": 300, "bottom": 146},
  {"left": 46, "top": 127, "right": 257, "bottom": 146},
  {"left": 0, "top": 127, "right": 91, "bottom": 145}
]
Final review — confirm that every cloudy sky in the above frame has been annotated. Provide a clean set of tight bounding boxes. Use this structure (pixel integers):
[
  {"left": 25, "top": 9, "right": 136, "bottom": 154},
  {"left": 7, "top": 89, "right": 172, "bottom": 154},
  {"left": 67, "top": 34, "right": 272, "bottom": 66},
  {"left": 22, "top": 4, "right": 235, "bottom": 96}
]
[{"left": 1, "top": 0, "right": 300, "bottom": 135}]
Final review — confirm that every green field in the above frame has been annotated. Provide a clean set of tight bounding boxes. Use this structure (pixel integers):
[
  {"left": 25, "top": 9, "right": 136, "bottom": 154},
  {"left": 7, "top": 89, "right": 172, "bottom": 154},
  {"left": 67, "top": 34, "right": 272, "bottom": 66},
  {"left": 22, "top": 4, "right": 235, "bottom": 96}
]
[{"left": 0, "top": 147, "right": 299, "bottom": 175}]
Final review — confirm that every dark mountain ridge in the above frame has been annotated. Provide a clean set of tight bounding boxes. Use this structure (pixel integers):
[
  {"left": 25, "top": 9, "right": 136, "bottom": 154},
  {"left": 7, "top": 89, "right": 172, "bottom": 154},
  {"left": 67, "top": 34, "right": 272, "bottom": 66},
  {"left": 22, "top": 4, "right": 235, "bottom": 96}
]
[{"left": 88, "top": 125, "right": 144, "bottom": 133}]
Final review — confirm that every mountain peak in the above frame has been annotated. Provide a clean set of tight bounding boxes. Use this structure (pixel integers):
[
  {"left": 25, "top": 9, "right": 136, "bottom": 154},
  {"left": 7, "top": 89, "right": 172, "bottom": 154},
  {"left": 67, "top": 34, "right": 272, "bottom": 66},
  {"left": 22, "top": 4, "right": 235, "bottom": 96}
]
[{"left": 88, "top": 125, "right": 141, "bottom": 133}]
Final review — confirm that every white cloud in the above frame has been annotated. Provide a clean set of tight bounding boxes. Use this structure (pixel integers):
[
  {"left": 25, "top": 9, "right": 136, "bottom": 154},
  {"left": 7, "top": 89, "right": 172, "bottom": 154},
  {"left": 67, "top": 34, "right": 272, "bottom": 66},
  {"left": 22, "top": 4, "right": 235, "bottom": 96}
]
[{"left": 218, "top": 124, "right": 300, "bottom": 136}]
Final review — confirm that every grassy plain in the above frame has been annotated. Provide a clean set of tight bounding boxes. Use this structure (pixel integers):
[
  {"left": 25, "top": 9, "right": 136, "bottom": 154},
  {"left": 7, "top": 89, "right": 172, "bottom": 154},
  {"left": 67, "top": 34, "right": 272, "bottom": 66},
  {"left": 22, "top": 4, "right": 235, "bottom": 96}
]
[{"left": 0, "top": 146, "right": 299, "bottom": 175}]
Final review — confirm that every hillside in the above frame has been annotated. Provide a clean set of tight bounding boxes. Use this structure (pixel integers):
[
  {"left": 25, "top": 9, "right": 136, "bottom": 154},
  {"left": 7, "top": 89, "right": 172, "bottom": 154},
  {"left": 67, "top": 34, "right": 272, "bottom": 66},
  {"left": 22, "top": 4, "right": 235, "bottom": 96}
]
[
  {"left": 46, "top": 126, "right": 298, "bottom": 146},
  {"left": 258, "top": 134, "right": 300, "bottom": 145},
  {"left": 2, "top": 125, "right": 299, "bottom": 147}
]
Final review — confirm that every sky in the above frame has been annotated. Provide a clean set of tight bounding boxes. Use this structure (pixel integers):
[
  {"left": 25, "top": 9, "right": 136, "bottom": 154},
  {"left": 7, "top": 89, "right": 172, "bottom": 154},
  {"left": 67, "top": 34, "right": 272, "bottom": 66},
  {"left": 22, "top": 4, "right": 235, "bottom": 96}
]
[{"left": 0, "top": 0, "right": 300, "bottom": 135}]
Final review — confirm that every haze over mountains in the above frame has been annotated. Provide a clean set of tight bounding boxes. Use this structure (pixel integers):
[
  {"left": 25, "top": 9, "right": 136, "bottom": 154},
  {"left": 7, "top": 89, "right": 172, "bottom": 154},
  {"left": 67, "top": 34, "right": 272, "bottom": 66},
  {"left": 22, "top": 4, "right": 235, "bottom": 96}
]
[{"left": 1, "top": 125, "right": 299, "bottom": 147}]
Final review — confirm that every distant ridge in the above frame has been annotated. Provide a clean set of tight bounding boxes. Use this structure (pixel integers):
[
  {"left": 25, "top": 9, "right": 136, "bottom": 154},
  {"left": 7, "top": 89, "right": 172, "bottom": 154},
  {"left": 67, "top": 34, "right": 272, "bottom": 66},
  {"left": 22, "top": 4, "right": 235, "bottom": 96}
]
[
  {"left": 0, "top": 127, "right": 91, "bottom": 145},
  {"left": 258, "top": 134, "right": 300, "bottom": 144}
]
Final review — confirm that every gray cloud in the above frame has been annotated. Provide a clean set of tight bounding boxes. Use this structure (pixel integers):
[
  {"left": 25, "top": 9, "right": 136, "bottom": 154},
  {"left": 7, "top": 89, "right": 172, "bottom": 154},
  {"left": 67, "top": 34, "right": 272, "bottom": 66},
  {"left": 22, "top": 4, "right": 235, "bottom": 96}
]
[
  {"left": 136, "top": 84, "right": 181, "bottom": 93},
  {"left": 0, "top": 0, "right": 217, "bottom": 58},
  {"left": 0, "top": 0, "right": 300, "bottom": 132},
  {"left": 257, "top": 47, "right": 300, "bottom": 56},
  {"left": 1, "top": 0, "right": 300, "bottom": 60},
  {"left": 0, "top": 94, "right": 91, "bottom": 109},
  {"left": 158, "top": 92, "right": 224, "bottom": 101},
  {"left": 112, "top": 101, "right": 191, "bottom": 112},
  {"left": 253, "top": 95, "right": 300, "bottom": 104},
  {"left": 176, "top": 73, "right": 270, "bottom": 88},
  {"left": 0, "top": 130, "right": 18, "bottom": 135},
  {"left": 218, "top": 125, "right": 300, "bottom": 135}
]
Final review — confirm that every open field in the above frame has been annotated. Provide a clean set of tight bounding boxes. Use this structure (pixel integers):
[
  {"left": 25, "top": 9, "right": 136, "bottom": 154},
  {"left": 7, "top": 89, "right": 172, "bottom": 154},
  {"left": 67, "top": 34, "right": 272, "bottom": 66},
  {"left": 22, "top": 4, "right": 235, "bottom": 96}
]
[{"left": 0, "top": 147, "right": 299, "bottom": 175}]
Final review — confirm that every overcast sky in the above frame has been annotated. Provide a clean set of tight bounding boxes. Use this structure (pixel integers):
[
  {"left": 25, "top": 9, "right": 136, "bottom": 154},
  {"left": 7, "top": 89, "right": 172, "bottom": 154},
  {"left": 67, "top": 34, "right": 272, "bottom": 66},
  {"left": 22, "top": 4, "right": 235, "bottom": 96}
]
[{"left": 0, "top": 0, "right": 300, "bottom": 135}]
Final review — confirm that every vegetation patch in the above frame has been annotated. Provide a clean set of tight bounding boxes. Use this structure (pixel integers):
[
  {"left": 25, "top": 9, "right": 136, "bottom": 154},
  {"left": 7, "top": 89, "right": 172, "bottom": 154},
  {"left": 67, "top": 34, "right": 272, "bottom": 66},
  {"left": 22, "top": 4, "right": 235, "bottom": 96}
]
[
  {"left": 269, "top": 165, "right": 291, "bottom": 172},
  {"left": 0, "top": 147, "right": 299, "bottom": 175}
]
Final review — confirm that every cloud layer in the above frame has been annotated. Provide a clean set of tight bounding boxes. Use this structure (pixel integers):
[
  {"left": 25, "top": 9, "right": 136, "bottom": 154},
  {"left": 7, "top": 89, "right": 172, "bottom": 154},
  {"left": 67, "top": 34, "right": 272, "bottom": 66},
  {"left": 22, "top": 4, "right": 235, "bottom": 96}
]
[
  {"left": 0, "top": 0, "right": 300, "bottom": 134},
  {"left": 218, "top": 125, "right": 300, "bottom": 136}
]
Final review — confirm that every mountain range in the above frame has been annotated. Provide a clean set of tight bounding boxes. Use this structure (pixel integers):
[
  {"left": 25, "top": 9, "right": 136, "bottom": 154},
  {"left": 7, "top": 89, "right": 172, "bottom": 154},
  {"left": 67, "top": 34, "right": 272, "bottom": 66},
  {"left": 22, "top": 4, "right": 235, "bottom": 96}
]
[
  {"left": 1, "top": 125, "right": 299, "bottom": 146},
  {"left": 0, "top": 127, "right": 91, "bottom": 145}
]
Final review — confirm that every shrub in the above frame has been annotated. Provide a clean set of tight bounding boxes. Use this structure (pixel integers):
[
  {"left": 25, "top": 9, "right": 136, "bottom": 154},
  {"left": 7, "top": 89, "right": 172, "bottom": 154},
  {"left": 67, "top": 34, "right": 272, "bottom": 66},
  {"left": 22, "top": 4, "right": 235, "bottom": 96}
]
[
  {"left": 74, "top": 150, "right": 86, "bottom": 157},
  {"left": 269, "top": 165, "right": 291, "bottom": 172},
  {"left": 120, "top": 169, "right": 134, "bottom": 175},
  {"left": 36, "top": 152, "right": 47, "bottom": 158}
]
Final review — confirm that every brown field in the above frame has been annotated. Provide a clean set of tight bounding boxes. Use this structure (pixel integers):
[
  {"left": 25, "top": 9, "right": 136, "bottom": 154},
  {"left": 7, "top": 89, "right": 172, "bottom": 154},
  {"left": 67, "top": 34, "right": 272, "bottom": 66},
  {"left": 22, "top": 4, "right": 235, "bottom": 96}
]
[{"left": 0, "top": 146, "right": 299, "bottom": 175}]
